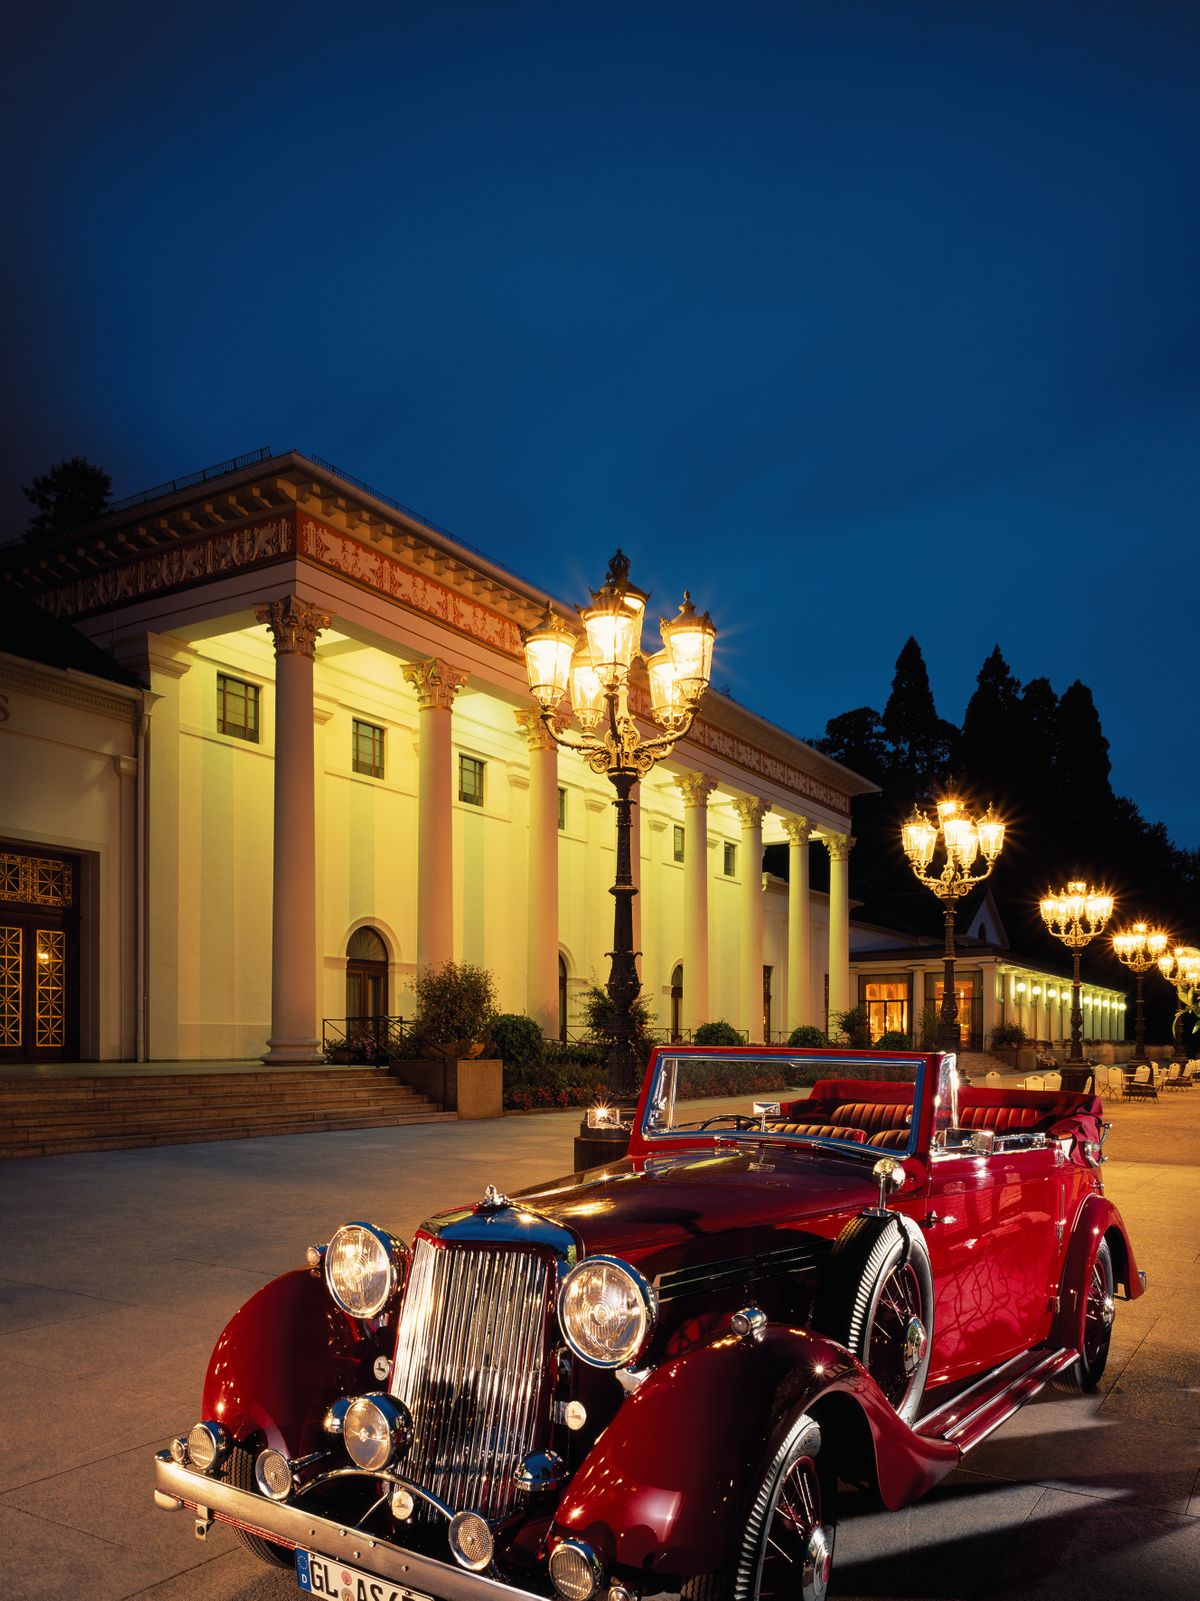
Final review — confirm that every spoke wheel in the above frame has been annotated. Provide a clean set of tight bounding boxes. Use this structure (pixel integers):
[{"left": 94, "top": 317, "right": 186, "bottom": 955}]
[
  {"left": 813, "top": 1214, "right": 934, "bottom": 1425},
  {"left": 1056, "top": 1238, "right": 1115, "bottom": 1392},
  {"left": 682, "top": 1416, "right": 836, "bottom": 1601}
]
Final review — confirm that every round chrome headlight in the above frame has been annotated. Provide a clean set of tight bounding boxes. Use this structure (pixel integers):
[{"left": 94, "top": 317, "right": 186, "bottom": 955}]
[
  {"left": 343, "top": 1393, "right": 411, "bottom": 1472},
  {"left": 185, "top": 1420, "right": 228, "bottom": 1473},
  {"left": 558, "top": 1255, "right": 656, "bottom": 1370},
  {"left": 324, "top": 1222, "right": 405, "bottom": 1318}
]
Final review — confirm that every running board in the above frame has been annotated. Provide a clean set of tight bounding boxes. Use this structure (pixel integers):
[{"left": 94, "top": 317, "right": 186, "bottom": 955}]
[{"left": 915, "top": 1347, "right": 1079, "bottom": 1454}]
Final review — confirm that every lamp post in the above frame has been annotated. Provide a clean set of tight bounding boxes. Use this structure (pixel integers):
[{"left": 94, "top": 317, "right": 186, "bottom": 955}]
[
  {"left": 521, "top": 550, "right": 716, "bottom": 1105},
  {"left": 1156, "top": 944, "right": 1200, "bottom": 1060},
  {"left": 901, "top": 798, "right": 1005, "bottom": 1050},
  {"left": 1111, "top": 922, "right": 1170, "bottom": 1066},
  {"left": 1040, "top": 881, "right": 1114, "bottom": 1063}
]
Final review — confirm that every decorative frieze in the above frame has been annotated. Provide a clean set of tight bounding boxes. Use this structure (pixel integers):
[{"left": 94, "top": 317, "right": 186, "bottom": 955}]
[
  {"left": 255, "top": 597, "right": 331, "bottom": 659},
  {"left": 403, "top": 657, "right": 468, "bottom": 711}
]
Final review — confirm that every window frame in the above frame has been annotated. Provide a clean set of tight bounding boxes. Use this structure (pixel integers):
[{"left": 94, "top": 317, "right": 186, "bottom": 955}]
[
  {"left": 458, "top": 753, "right": 486, "bottom": 807},
  {"left": 723, "top": 841, "right": 738, "bottom": 876},
  {"left": 216, "top": 672, "right": 260, "bottom": 744},
  {"left": 672, "top": 824, "right": 685, "bottom": 863},
  {"left": 351, "top": 717, "right": 385, "bottom": 780}
]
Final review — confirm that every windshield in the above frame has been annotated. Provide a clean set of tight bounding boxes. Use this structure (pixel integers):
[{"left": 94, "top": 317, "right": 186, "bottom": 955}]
[{"left": 641, "top": 1049, "right": 936, "bottom": 1160}]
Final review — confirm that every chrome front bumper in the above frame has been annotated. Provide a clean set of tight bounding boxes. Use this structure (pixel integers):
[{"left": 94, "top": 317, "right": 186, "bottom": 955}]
[{"left": 152, "top": 1453, "right": 545, "bottom": 1601}]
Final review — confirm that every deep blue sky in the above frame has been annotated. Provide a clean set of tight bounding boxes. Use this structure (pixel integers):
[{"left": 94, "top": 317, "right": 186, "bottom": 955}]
[{"left": 3, "top": 1, "right": 1198, "bottom": 845}]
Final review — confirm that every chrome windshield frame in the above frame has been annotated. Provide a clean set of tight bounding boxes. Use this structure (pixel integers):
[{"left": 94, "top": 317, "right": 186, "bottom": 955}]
[{"left": 638, "top": 1048, "right": 932, "bottom": 1162}]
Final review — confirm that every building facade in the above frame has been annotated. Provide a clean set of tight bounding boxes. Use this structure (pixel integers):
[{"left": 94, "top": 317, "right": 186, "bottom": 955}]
[{"left": 1, "top": 451, "right": 876, "bottom": 1064}]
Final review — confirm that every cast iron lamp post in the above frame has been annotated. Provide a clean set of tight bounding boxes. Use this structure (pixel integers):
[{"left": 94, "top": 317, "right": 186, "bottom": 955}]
[
  {"left": 1040, "top": 882, "right": 1115, "bottom": 1063},
  {"left": 1111, "top": 922, "right": 1170, "bottom": 1066},
  {"left": 1156, "top": 944, "right": 1200, "bottom": 1060},
  {"left": 522, "top": 550, "right": 716, "bottom": 1103},
  {"left": 901, "top": 799, "right": 1005, "bottom": 1050}
]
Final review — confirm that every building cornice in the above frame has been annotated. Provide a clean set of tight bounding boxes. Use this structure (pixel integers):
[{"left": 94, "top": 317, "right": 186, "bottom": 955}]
[{"left": 0, "top": 654, "right": 143, "bottom": 724}]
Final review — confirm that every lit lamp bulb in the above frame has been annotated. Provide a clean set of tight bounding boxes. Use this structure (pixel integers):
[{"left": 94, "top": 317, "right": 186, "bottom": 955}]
[
  {"left": 521, "top": 606, "right": 576, "bottom": 711},
  {"left": 646, "top": 649, "right": 688, "bottom": 730},
  {"left": 569, "top": 640, "right": 606, "bottom": 731},
  {"left": 901, "top": 810, "right": 937, "bottom": 869},
  {"left": 580, "top": 551, "right": 648, "bottom": 690},
  {"left": 659, "top": 593, "right": 716, "bottom": 704}
]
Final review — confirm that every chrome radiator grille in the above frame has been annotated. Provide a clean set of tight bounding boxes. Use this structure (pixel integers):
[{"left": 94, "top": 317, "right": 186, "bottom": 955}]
[{"left": 390, "top": 1237, "right": 552, "bottom": 1520}]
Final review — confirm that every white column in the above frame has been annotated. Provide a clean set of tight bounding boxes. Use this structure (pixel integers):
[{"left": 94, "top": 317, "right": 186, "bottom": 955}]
[
  {"left": 257, "top": 597, "right": 330, "bottom": 1064},
  {"left": 113, "top": 753, "right": 139, "bottom": 1060},
  {"left": 142, "top": 635, "right": 196, "bottom": 1060},
  {"left": 515, "top": 710, "right": 559, "bottom": 1034},
  {"left": 644, "top": 813, "right": 669, "bottom": 1025},
  {"left": 782, "top": 815, "right": 811, "bottom": 1031},
  {"left": 825, "top": 833, "right": 853, "bottom": 1022},
  {"left": 403, "top": 658, "right": 468, "bottom": 974},
  {"left": 675, "top": 772, "right": 716, "bottom": 1032},
  {"left": 733, "top": 797, "right": 770, "bottom": 1042}
]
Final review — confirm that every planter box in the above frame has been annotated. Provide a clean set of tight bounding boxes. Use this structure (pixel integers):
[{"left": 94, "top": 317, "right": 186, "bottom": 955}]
[
  {"left": 1015, "top": 1047, "right": 1041, "bottom": 1074},
  {"left": 391, "top": 1057, "right": 503, "bottom": 1119}
]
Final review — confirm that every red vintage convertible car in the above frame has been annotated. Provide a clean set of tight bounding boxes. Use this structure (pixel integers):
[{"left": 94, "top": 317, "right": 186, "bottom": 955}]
[{"left": 154, "top": 1047, "right": 1144, "bottom": 1601}]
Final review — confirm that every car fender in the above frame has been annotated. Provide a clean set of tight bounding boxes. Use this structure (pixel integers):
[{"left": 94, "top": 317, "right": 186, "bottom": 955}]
[
  {"left": 201, "top": 1268, "right": 376, "bottom": 1458},
  {"left": 551, "top": 1324, "right": 959, "bottom": 1578},
  {"left": 1052, "top": 1193, "right": 1144, "bottom": 1349}
]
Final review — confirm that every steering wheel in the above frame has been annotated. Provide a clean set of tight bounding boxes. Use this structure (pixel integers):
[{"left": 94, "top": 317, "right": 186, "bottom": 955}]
[{"left": 696, "top": 1113, "right": 758, "bottom": 1131}]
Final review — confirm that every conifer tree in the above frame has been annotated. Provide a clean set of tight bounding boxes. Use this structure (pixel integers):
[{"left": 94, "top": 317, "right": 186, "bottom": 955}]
[
  {"left": 882, "top": 637, "right": 956, "bottom": 790},
  {"left": 22, "top": 457, "right": 112, "bottom": 543},
  {"left": 959, "top": 646, "right": 1022, "bottom": 801}
]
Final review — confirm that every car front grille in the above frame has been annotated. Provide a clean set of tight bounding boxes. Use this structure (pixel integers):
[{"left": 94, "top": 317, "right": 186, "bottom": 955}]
[{"left": 390, "top": 1236, "right": 552, "bottom": 1521}]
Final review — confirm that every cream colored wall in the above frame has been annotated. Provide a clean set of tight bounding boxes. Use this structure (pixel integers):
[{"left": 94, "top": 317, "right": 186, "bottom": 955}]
[{"left": 0, "top": 659, "right": 139, "bottom": 1059}]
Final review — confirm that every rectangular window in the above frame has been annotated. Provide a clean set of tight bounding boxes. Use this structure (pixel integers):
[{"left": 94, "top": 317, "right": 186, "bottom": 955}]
[
  {"left": 558, "top": 787, "right": 567, "bottom": 830},
  {"left": 352, "top": 719, "right": 385, "bottom": 779},
  {"left": 723, "top": 841, "right": 737, "bottom": 876},
  {"left": 672, "top": 824, "right": 685, "bottom": 862},
  {"left": 459, "top": 754, "right": 485, "bottom": 807},
  {"left": 217, "top": 674, "right": 259, "bottom": 743}
]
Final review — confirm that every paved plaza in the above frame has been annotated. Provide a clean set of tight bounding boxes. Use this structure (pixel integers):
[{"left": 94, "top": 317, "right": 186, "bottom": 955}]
[{"left": 1, "top": 1091, "right": 1197, "bottom": 1601}]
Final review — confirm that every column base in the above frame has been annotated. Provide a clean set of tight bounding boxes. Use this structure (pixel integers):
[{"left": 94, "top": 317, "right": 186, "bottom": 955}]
[{"left": 262, "top": 1037, "right": 324, "bottom": 1065}]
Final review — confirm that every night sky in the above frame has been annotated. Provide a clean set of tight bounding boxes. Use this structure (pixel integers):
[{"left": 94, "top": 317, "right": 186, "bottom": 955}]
[{"left": 3, "top": 2, "right": 1198, "bottom": 845}]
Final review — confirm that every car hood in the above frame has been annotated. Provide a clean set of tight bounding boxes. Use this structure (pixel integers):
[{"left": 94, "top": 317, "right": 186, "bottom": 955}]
[{"left": 511, "top": 1144, "right": 879, "bottom": 1264}]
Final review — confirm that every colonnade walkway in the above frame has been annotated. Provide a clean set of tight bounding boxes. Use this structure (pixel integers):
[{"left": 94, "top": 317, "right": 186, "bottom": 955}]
[{"left": 0, "top": 1090, "right": 1196, "bottom": 1599}]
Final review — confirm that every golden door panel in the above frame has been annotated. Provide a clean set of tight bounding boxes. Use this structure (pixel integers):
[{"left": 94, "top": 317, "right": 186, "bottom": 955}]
[
  {"left": 0, "top": 925, "right": 20, "bottom": 1048},
  {"left": 35, "top": 928, "right": 67, "bottom": 1049}
]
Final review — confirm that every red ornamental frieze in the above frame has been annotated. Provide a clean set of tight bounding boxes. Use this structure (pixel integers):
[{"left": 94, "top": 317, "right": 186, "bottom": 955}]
[
  {"left": 297, "top": 516, "right": 523, "bottom": 658},
  {"left": 33, "top": 518, "right": 295, "bottom": 619}
]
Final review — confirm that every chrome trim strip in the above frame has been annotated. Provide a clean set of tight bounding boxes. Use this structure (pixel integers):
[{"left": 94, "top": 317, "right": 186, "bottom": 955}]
[
  {"left": 653, "top": 1239, "right": 829, "bottom": 1301},
  {"left": 153, "top": 1454, "right": 543, "bottom": 1601}
]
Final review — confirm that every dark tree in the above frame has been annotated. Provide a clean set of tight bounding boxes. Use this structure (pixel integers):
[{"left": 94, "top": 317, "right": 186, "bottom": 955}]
[
  {"left": 1018, "top": 677, "right": 1060, "bottom": 781},
  {"left": 22, "top": 457, "right": 112, "bottom": 543},
  {"left": 1055, "top": 680, "right": 1116, "bottom": 854},
  {"left": 882, "top": 637, "right": 956, "bottom": 790},
  {"left": 813, "top": 706, "right": 889, "bottom": 783},
  {"left": 959, "top": 646, "right": 1022, "bottom": 802}
]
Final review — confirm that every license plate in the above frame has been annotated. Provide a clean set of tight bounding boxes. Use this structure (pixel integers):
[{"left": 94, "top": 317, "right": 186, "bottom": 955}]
[{"left": 296, "top": 1549, "right": 430, "bottom": 1601}]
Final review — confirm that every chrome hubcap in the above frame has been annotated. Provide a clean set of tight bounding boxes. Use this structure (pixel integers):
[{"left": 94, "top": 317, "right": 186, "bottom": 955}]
[
  {"left": 902, "top": 1316, "right": 927, "bottom": 1375},
  {"left": 1100, "top": 1294, "right": 1116, "bottom": 1328},
  {"left": 801, "top": 1526, "right": 834, "bottom": 1601}
]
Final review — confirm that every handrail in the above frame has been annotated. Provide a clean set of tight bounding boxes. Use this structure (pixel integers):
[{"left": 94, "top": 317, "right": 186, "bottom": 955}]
[{"left": 108, "top": 448, "right": 276, "bottom": 512}]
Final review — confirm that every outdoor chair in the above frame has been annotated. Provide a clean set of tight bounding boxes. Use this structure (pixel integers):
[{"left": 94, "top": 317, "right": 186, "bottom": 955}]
[
  {"left": 985, "top": 1070, "right": 1003, "bottom": 1088},
  {"left": 1164, "top": 1063, "right": 1184, "bottom": 1089},
  {"left": 1182, "top": 1062, "right": 1198, "bottom": 1087},
  {"left": 1043, "top": 1070, "right": 1062, "bottom": 1091},
  {"left": 1126, "top": 1064, "right": 1158, "bottom": 1101},
  {"left": 1022, "top": 1074, "right": 1045, "bottom": 1091},
  {"left": 1104, "top": 1065, "right": 1124, "bottom": 1099}
]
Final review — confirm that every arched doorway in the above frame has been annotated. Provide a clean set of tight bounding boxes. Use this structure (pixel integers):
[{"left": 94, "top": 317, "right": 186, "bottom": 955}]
[
  {"left": 671, "top": 963, "right": 683, "bottom": 1041},
  {"left": 0, "top": 846, "right": 80, "bottom": 1063},
  {"left": 558, "top": 954, "right": 568, "bottom": 1043},
  {"left": 346, "top": 927, "right": 388, "bottom": 1021}
]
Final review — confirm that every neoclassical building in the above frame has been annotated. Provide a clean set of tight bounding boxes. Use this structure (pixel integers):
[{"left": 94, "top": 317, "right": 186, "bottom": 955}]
[{"left": 1, "top": 450, "right": 876, "bottom": 1065}]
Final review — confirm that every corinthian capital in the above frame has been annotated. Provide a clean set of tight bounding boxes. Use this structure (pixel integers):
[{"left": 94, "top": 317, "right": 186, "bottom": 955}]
[
  {"left": 824, "top": 832, "right": 855, "bottom": 862},
  {"left": 255, "top": 597, "right": 330, "bottom": 658},
  {"left": 732, "top": 796, "right": 771, "bottom": 830},
  {"left": 514, "top": 708, "right": 558, "bottom": 752},
  {"left": 403, "top": 657, "right": 468, "bottom": 711},
  {"left": 675, "top": 771, "right": 718, "bottom": 809},
  {"left": 781, "top": 815, "right": 811, "bottom": 846}
]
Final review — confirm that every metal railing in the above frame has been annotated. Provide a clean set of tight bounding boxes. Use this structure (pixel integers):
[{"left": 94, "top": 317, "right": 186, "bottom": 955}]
[
  {"left": 108, "top": 448, "right": 276, "bottom": 513},
  {"left": 322, "top": 1014, "right": 412, "bottom": 1065}
]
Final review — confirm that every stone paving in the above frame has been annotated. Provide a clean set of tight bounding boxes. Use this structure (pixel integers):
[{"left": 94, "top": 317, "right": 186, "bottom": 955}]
[{"left": 0, "top": 1088, "right": 1196, "bottom": 1601}]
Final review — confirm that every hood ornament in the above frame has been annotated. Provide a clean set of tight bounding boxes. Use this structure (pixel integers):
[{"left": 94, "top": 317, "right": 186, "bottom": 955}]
[{"left": 480, "top": 1185, "right": 511, "bottom": 1211}]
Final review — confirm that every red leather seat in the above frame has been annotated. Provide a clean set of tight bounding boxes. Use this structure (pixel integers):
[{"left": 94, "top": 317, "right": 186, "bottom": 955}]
[
  {"left": 959, "top": 1104, "right": 1043, "bottom": 1133},
  {"left": 770, "top": 1123, "right": 867, "bottom": 1143},
  {"left": 867, "top": 1128, "right": 910, "bottom": 1149},
  {"left": 828, "top": 1101, "right": 913, "bottom": 1135}
]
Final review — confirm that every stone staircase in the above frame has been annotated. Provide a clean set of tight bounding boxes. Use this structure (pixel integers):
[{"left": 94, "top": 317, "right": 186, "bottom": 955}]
[
  {"left": 0, "top": 1068, "right": 455, "bottom": 1158},
  {"left": 957, "top": 1050, "right": 1014, "bottom": 1080}
]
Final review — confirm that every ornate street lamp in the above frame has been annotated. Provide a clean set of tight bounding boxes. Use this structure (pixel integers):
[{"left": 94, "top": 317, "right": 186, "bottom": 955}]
[
  {"left": 901, "top": 798, "right": 1005, "bottom": 1049},
  {"left": 1111, "top": 922, "right": 1171, "bottom": 1066},
  {"left": 1040, "top": 881, "right": 1114, "bottom": 1063},
  {"left": 522, "top": 550, "right": 716, "bottom": 1103},
  {"left": 1156, "top": 944, "right": 1200, "bottom": 1060}
]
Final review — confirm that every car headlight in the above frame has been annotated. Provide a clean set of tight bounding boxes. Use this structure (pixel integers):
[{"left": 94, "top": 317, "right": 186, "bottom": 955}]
[
  {"left": 343, "top": 1394, "right": 412, "bottom": 1472},
  {"left": 324, "top": 1222, "right": 406, "bottom": 1318},
  {"left": 558, "top": 1255, "right": 656, "bottom": 1369}
]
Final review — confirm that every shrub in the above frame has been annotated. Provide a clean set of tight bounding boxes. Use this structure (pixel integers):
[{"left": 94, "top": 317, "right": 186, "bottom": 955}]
[
  {"left": 991, "top": 1022, "right": 1027, "bottom": 1050},
  {"left": 918, "top": 1002, "right": 942, "bottom": 1048},
  {"left": 693, "top": 1020, "right": 745, "bottom": 1046},
  {"left": 579, "top": 980, "right": 656, "bottom": 1070},
  {"left": 832, "top": 1007, "right": 871, "bottom": 1048},
  {"left": 490, "top": 1013, "right": 546, "bottom": 1070},
  {"left": 787, "top": 1025, "right": 828, "bottom": 1048},
  {"left": 875, "top": 1030, "right": 912, "bottom": 1051},
  {"left": 412, "top": 960, "right": 498, "bottom": 1048}
]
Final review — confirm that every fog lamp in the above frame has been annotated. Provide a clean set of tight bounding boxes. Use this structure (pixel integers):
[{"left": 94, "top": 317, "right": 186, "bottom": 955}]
[
  {"left": 185, "top": 1421, "right": 228, "bottom": 1473},
  {"left": 391, "top": 1485, "right": 415, "bottom": 1522},
  {"left": 549, "top": 1539, "right": 604, "bottom": 1601},
  {"left": 255, "top": 1448, "right": 294, "bottom": 1501},
  {"left": 448, "top": 1510, "right": 494, "bottom": 1572},
  {"left": 343, "top": 1394, "right": 411, "bottom": 1473}
]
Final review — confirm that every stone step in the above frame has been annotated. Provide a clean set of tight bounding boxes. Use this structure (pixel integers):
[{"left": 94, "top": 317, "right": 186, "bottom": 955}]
[
  {"left": 0, "top": 1108, "right": 459, "bottom": 1159},
  {"left": 0, "top": 1081, "right": 431, "bottom": 1119},
  {"left": 0, "top": 1096, "right": 446, "bottom": 1140},
  {"left": 0, "top": 1068, "right": 394, "bottom": 1101}
]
